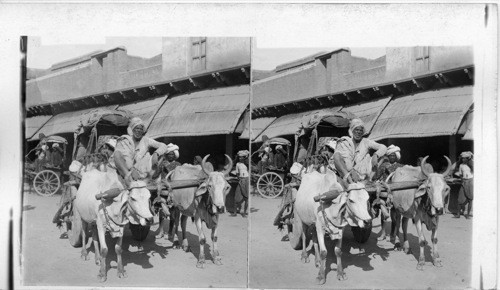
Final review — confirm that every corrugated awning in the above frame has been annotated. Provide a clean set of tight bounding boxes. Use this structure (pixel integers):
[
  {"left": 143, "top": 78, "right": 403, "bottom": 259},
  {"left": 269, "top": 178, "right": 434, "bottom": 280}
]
[
  {"left": 458, "top": 110, "right": 473, "bottom": 141},
  {"left": 147, "top": 86, "right": 250, "bottom": 138},
  {"left": 239, "top": 117, "right": 276, "bottom": 140},
  {"left": 25, "top": 115, "right": 52, "bottom": 139},
  {"left": 255, "top": 107, "right": 342, "bottom": 141},
  {"left": 118, "top": 96, "right": 167, "bottom": 129},
  {"left": 30, "top": 105, "right": 118, "bottom": 141},
  {"left": 369, "top": 86, "right": 473, "bottom": 141},
  {"left": 340, "top": 96, "right": 392, "bottom": 135}
]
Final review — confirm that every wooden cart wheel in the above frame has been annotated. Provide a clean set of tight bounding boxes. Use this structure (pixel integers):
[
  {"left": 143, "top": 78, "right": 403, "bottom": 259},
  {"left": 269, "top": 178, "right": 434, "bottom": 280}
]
[
  {"left": 33, "top": 170, "right": 60, "bottom": 197},
  {"left": 129, "top": 223, "right": 150, "bottom": 241},
  {"left": 68, "top": 204, "right": 83, "bottom": 248},
  {"left": 351, "top": 222, "right": 372, "bottom": 244},
  {"left": 257, "top": 172, "right": 284, "bottom": 199}
]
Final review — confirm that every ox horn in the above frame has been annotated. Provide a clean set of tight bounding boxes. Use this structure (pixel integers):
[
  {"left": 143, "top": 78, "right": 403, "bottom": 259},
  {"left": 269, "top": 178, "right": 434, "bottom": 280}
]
[
  {"left": 201, "top": 154, "right": 213, "bottom": 176},
  {"left": 441, "top": 156, "right": 453, "bottom": 177},
  {"left": 223, "top": 154, "right": 233, "bottom": 176},
  {"left": 421, "top": 155, "right": 431, "bottom": 177},
  {"left": 165, "top": 170, "right": 174, "bottom": 182}
]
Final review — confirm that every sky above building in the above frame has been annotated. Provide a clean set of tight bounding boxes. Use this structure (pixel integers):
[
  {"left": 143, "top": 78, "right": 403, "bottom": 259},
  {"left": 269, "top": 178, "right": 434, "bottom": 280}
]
[{"left": 27, "top": 36, "right": 386, "bottom": 71}]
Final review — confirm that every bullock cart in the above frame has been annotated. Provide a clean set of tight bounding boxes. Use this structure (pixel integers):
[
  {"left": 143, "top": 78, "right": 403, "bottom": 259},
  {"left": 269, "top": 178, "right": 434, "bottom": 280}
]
[
  {"left": 275, "top": 111, "right": 386, "bottom": 246},
  {"left": 60, "top": 108, "right": 137, "bottom": 246},
  {"left": 251, "top": 137, "right": 292, "bottom": 199},
  {"left": 24, "top": 135, "right": 68, "bottom": 196}
]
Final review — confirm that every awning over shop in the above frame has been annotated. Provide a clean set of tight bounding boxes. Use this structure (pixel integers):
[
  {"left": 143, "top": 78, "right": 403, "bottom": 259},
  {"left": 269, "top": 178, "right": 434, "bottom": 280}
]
[
  {"left": 369, "top": 86, "right": 473, "bottom": 141},
  {"left": 118, "top": 96, "right": 167, "bottom": 129},
  {"left": 458, "top": 110, "right": 473, "bottom": 141},
  {"left": 340, "top": 96, "right": 392, "bottom": 135},
  {"left": 147, "top": 86, "right": 250, "bottom": 138},
  {"left": 30, "top": 105, "right": 118, "bottom": 141},
  {"left": 255, "top": 107, "right": 342, "bottom": 142},
  {"left": 234, "top": 108, "right": 250, "bottom": 135},
  {"left": 239, "top": 117, "right": 276, "bottom": 140},
  {"left": 25, "top": 115, "right": 52, "bottom": 139}
]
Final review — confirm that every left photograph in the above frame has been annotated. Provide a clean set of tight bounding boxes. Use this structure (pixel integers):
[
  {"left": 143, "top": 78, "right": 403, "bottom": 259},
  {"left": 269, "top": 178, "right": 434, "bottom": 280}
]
[{"left": 21, "top": 37, "right": 250, "bottom": 288}]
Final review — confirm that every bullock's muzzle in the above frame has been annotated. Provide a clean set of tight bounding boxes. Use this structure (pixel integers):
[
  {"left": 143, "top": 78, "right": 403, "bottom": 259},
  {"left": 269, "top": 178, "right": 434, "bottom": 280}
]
[{"left": 217, "top": 206, "right": 225, "bottom": 214}]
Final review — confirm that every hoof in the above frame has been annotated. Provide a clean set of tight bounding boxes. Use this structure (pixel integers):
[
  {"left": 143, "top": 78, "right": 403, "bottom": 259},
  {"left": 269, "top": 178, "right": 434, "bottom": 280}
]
[
  {"left": 167, "top": 234, "right": 175, "bottom": 242},
  {"left": 377, "top": 234, "right": 386, "bottom": 241},
  {"left": 172, "top": 241, "right": 181, "bottom": 249},
  {"left": 433, "top": 258, "right": 443, "bottom": 267},
  {"left": 117, "top": 271, "right": 128, "bottom": 278},
  {"left": 315, "top": 276, "right": 326, "bottom": 285},
  {"left": 394, "top": 242, "right": 402, "bottom": 251},
  {"left": 417, "top": 262, "right": 425, "bottom": 271},
  {"left": 95, "top": 259, "right": 100, "bottom": 266},
  {"left": 81, "top": 254, "right": 89, "bottom": 261},
  {"left": 156, "top": 233, "right": 164, "bottom": 239},
  {"left": 301, "top": 256, "right": 310, "bottom": 263},
  {"left": 98, "top": 274, "right": 107, "bottom": 283},
  {"left": 337, "top": 272, "right": 347, "bottom": 281},
  {"left": 213, "top": 257, "right": 223, "bottom": 266},
  {"left": 196, "top": 260, "right": 206, "bottom": 269},
  {"left": 183, "top": 245, "right": 191, "bottom": 252}
]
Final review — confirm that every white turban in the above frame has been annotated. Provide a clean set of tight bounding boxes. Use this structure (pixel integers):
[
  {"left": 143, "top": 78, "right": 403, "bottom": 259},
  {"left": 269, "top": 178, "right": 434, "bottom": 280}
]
[
  {"left": 276, "top": 145, "right": 283, "bottom": 150},
  {"left": 52, "top": 143, "right": 59, "bottom": 148},
  {"left": 166, "top": 143, "right": 180, "bottom": 159},
  {"left": 348, "top": 118, "right": 366, "bottom": 137},
  {"left": 326, "top": 140, "right": 337, "bottom": 151},
  {"left": 460, "top": 151, "right": 473, "bottom": 159},
  {"left": 386, "top": 145, "right": 401, "bottom": 160},
  {"left": 127, "top": 117, "right": 145, "bottom": 136},
  {"left": 237, "top": 150, "right": 250, "bottom": 157}
]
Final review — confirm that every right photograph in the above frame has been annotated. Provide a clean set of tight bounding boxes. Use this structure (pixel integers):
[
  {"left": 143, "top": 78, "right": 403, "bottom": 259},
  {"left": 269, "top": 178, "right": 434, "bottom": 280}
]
[{"left": 249, "top": 46, "right": 474, "bottom": 289}]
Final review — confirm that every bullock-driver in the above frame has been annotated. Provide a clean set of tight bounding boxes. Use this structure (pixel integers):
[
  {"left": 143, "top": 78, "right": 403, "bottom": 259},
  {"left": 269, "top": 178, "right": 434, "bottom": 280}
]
[
  {"left": 333, "top": 118, "right": 387, "bottom": 186},
  {"left": 232, "top": 150, "right": 250, "bottom": 217},
  {"left": 453, "top": 151, "right": 474, "bottom": 219},
  {"left": 114, "top": 117, "right": 168, "bottom": 188},
  {"left": 153, "top": 143, "right": 181, "bottom": 238}
]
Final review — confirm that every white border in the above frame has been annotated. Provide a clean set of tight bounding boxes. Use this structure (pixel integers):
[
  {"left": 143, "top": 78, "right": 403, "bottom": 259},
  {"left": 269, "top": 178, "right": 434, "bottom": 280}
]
[{"left": 0, "top": 3, "right": 497, "bottom": 290}]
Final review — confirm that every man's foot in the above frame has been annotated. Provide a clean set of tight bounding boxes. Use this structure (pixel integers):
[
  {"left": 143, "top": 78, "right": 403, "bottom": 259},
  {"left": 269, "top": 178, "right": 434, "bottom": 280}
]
[
  {"left": 241, "top": 213, "right": 247, "bottom": 218},
  {"left": 230, "top": 212, "right": 237, "bottom": 217},
  {"left": 453, "top": 214, "right": 460, "bottom": 218}
]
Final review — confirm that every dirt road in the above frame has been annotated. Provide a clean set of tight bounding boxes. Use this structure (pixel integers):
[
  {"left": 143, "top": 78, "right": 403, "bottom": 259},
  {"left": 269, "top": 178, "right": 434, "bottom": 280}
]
[
  {"left": 20, "top": 189, "right": 248, "bottom": 288},
  {"left": 249, "top": 193, "right": 472, "bottom": 289}
]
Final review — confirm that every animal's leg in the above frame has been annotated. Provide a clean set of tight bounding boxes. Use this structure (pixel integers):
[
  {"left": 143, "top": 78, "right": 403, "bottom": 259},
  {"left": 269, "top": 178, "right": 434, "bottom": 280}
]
[
  {"left": 415, "top": 218, "right": 426, "bottom": 271},
  {"left": 300, "top": 224, "right": 310, "bottom": 263},
  {"left": 312, "top": 231, "right": 320, "bottom": 268},
  {"left": 392, "top": 212, "right": 402, "bottom": 250},
  {"left": 194, "top": 217, "right": 206, "bottom": 268},
  {"left": 335, "top": 237, "right": 347, "bottom": 281},
  {"left": 168, "top": 208, "right": 180, "bottom": 242},
  {"left": 431, "top": 223, "right": 442, "bottom": 267},
  {"left": 115, "top": 236, "right": 128, "bottom": 278},
  {"left": 211, "top": 226, "right": 222, "bottom": 265},
  {"left": 377, "top": 214, "right": 386, "bottom": 241},
  {"left": 402, "top": 217, "right": 411, "bottom": 254},
  {"left": 156, "top": 213, "right": 165, "bottom": 239},
  {"left": 314, "top": 220, "right": 327, "bottom": 285},
  {"left": 96, "top": 222, "right": 108, "bottom": 282},
  {"left": 80, "top": 221, "right": 89, "bottom": 261},
  {"left": 180, "top": 215, "right": 190, "bottom": 251},
  {"left": 91, "top": 224, "right": 101, "bottom": 265}
]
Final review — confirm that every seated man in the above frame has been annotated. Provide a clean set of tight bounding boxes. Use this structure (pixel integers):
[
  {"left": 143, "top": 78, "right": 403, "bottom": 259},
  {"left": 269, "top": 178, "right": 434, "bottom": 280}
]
[
  {"left": 333, "top": 118, "right": 387, "bottom": 185},
  {"left": 114, "top": 117, "right": 168, "bottom": 185},
  {"left": 374, "top": 144, "right": 403, "bottom": 181}
]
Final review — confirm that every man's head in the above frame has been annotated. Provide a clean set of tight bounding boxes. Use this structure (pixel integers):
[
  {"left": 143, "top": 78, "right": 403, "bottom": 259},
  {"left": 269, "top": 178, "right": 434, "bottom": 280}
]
[
  {"left": 386, "top": 145, "right": 401, "bottom": 164},
  {"left": 165, "top": 143, "right": 179, "bottom": 162},
  {"left": 128, "top": 117, "right": 146, "bottom": 141},
  {"left": 349, "top": 119, "right": 366, "bottom": 142}
]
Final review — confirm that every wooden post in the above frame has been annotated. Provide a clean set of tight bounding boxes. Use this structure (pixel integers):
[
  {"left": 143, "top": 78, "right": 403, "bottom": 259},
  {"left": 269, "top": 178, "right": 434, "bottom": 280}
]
[
  {"left": 226, "top": 134, "right": 234, "bottom": 158},
  {"left": 449, "top": 135, "right": 457, "bottom": 163}
]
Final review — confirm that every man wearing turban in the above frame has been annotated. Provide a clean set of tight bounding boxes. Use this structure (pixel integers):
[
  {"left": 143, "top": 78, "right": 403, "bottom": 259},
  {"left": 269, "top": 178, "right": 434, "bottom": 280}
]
[
  {"left": 333, "top": 118, "right": 387, "bottom": 183},
  {"left": 453, "top": 151, "right": 474, "bottom": 219},
  {"left": 374, "top": 145, "right": 403, "bottom": 181},
  {"left": 233, "top": 150, "right": 250, "bottom": 217},
  {"left": 114, "top": 117, "right": 168, "bottom": 185}
]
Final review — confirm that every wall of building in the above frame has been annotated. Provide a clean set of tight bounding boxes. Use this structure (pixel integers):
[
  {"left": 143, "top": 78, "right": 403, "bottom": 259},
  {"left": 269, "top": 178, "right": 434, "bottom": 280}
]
[
  {"left": 385, "top": 46, "right": 473, "bottom": 81},
  {"left": 162, "top": 37, "right": 251, "bottom": 80}
]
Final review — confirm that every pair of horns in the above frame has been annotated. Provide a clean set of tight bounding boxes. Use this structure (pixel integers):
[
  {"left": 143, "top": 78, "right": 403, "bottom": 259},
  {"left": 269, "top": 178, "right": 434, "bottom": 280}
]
[
  {"left": 420, "top": 155, "right": 452, "bottom": 177},
  {"left": 201, "top": 154, "right": 233, "bottom": 176}
]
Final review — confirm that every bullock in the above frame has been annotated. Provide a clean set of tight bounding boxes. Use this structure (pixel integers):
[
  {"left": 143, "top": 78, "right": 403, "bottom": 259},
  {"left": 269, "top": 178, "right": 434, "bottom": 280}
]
[
  {"left": 294, "top": 169, "right": 372, "bottom": 284},
  {"left": 389, "top": 156, "right": 451, "bottom": 270},
  {"left": 165, "top": 154, "right": 232, "bottom": 268},
  {"left": 74, "top": 155, "right": 154, "bottom": 282}
]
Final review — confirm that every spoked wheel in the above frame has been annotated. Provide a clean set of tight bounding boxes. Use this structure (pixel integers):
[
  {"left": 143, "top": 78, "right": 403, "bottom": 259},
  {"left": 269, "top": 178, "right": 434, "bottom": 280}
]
[
  {"left": 257, "top": 172, "right": 284, "bottom": 199},
  {"left": 33, "top": 170, "right": 60, "bottom": 196}
]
